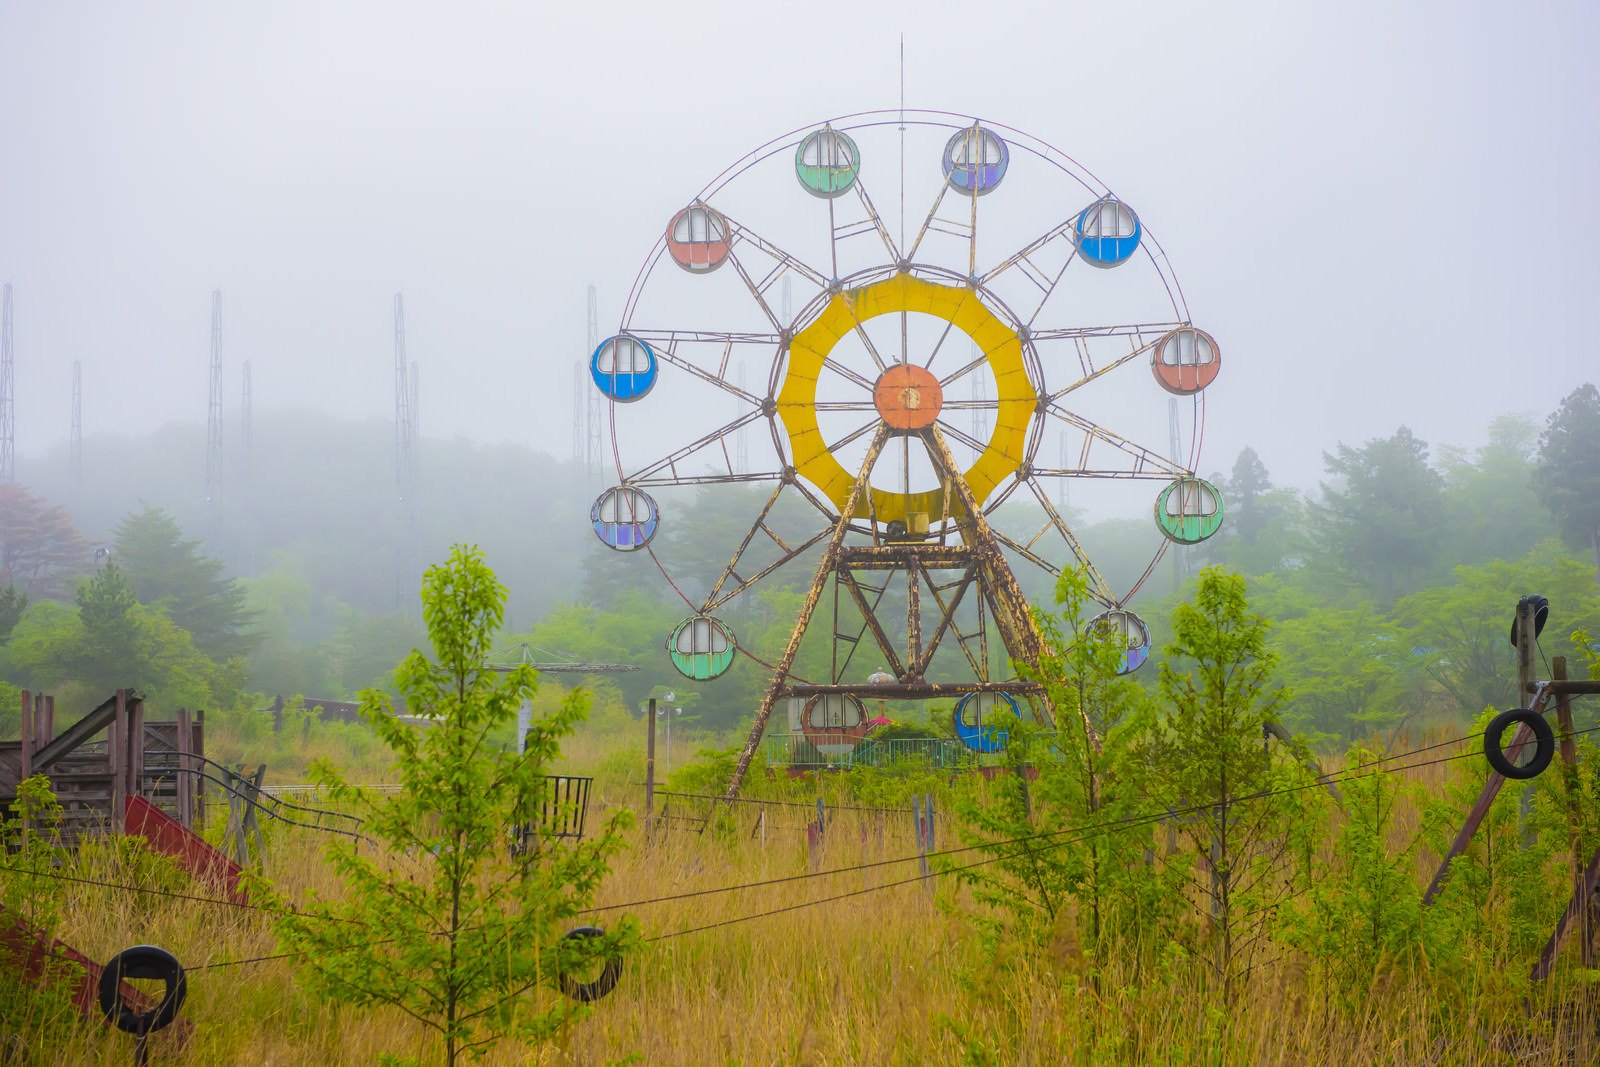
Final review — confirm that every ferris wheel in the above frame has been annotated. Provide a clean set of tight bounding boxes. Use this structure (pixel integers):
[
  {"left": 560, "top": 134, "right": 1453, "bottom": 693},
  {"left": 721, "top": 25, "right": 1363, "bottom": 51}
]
[{"left": 586, "top": 110, "right": 1224, "bottom": 797}]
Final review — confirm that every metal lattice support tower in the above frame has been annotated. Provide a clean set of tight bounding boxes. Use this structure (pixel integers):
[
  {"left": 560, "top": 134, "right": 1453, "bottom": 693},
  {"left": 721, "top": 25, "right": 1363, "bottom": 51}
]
[
  {"left": 70, "top": 361, "right": 82, "bottom": 499},
  {"left": 241, "top": 360, "right": 253, "bottom": 576},
  {"left": 394, "top": 294, "right": 419, "bottom": 612},
  {"left": 205, "top": 290, "right": 223, "bottom": 542},
  {"left": 0, "top": 283, "right": 12, "bottom": 482},
  {"left": 585, "top": 284, "right": 603, "bottom": 490}
]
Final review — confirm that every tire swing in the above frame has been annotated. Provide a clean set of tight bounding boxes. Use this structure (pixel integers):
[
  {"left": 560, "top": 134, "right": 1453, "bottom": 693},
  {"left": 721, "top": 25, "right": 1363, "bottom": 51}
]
[
  {"left": 557, "top": 926, "right": 623, "bottom": 1003},
  {"left": 1483, "top": 708, "right": 1555, "bottom": 780},
  {"left": 99, "top": 945, "right": 186, "bottom": 1065}
]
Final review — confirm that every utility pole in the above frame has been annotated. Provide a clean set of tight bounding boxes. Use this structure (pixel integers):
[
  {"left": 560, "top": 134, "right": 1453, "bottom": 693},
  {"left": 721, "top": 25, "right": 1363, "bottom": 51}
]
[
  {"left": 205, "top": 290, "right": 223, "bottom": 547},
  {"left": 70, "top": 361, "right": 82, "bottom": 501},
  {"left": 1, "top": 282, "right": 15, "bottom": 482}
]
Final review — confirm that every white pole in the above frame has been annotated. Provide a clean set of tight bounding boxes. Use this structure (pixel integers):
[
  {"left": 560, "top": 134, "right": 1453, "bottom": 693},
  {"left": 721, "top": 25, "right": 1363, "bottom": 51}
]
[{"left": 516, "top": 699, "right": 531, "bottom": 755}]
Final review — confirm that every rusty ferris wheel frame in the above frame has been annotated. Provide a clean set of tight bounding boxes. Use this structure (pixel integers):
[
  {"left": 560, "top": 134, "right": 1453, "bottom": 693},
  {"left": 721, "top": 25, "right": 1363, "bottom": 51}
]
[{"left": 586, "top": 110, "right": 1226, "bottom": 800}]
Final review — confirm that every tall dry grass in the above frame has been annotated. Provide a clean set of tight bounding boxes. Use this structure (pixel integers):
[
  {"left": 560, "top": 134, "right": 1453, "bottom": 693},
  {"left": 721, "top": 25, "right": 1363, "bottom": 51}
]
[{"left": 12, "top": 727, "right": 1600, "bottom": 1065}]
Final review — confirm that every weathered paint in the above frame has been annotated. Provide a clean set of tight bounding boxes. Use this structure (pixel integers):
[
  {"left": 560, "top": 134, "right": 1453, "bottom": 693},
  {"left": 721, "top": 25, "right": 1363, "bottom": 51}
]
[
  {"left": 872, "top": 363, "right": 943, "bottom": 430},
  {"left": 795, "top": 127, "right": 861, "bottom": 199},
  {"left": 591, "top": 486, "right": 659, "bottom": 552},
  {"left": 1153, "top": 477, "right": 1224, "bottom": 544},
  {"left": 666, "top": 204, "right": 732, "bottom": 274},
  {"left": 1150, "top": 327, "right": 1221, "bottom": 395},
  {"left": 942, "top": 126, "right": 1008, "bottom": 195},
  {"left": 953, "top": 691, "right": 1017, "bottom": 753},
  {"left": 777, "top": 274, "right": 1034, "bottom": 524},
  {"left": 667, "top": 615, "right": 737, "bottom": 680}
]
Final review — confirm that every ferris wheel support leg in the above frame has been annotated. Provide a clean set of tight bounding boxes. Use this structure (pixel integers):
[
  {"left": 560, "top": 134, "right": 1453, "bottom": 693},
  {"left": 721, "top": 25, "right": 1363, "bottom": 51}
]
[
  {"left": 722, "top": 426, "right": 893, "bottom": 803},
  {"left": 919, "top": 426, "right": 1099, "bottom": 752}
]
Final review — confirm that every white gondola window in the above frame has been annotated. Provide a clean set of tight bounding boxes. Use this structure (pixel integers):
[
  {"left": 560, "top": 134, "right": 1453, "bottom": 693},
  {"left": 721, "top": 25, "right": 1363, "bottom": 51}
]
[
  {"left": 1159, "top": 330, "right": 1216, "bottom": 368},
  {"left": 1083, "top": 200, "right": 1137, "bottom": 238},
  {"left": 802, "top": 131, "right": 855, "bottom": 169},
  {"left": 809, "top": 695, "right": 861, "bottom": 729},
  {"left": 1164, "top": 481, "right": 1220, "bottom": 517},
  {"left": 597, "top": 337, "right": 651, "bottom": 375},
  {"left": 951, "top": 129, "right": 1005, "bottom": 166},
  {"left": 674, "top": 617, "right": 730, "bottom": 656},
  {"left": 673, "top": 208, "right": 727, "bottom": 245}
]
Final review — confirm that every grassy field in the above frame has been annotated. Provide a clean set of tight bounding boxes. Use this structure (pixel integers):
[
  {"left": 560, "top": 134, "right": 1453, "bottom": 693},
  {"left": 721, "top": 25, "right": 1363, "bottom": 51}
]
[{"left": 10, "top": 720, "right": 1600, "bottom": 1067}]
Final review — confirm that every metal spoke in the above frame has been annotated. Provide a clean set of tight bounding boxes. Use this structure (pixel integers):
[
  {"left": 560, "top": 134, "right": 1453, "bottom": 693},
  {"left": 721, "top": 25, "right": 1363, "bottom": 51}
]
[
  {"left": 823, "top": 418, "right": 883, "bottom": 456},
  {"left": 714, "top": 207, "right": 832, "bottom": 329},
  {"left": 934, "top": 418, "right": 989, "bottom": 458},
  {"left": 830, "top": 176, "right": 902, "bottom": 265},
  {"left": 921, "top": 317, "right": 958, "bottom": 369},
  {"left": 624, "top": 409, "right": 769, "bottom": 485},
  {"left": 626, "top": 331, "right": 779, "bottom": 405},
  {"left": 1016, "top": 476, "right": 1116, "bottom": 606},
  {"left": 1041, "top": 401, "right": 1193, "bottom": 480}
]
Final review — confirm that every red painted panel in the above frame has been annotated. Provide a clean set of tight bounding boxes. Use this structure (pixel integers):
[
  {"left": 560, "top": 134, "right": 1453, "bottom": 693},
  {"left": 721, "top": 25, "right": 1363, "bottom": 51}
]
[
  {"left": 124, "top": 795, "right": 248, "bottom": 905},
  {"left": 0, "top": 907, "right": 190, "bottom": 1040}
]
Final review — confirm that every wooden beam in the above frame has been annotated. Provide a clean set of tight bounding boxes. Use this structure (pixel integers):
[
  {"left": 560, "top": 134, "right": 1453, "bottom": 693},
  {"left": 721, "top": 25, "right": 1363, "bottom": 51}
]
[{"left": 1422, "top": 687, "right": 1548, "bottom": 908}]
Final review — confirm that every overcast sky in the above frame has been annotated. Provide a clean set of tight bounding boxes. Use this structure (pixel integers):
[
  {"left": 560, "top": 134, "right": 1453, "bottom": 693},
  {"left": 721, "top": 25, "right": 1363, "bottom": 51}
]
[{"left": 3, "top": 0, "right": 1596, "bottom": 520}]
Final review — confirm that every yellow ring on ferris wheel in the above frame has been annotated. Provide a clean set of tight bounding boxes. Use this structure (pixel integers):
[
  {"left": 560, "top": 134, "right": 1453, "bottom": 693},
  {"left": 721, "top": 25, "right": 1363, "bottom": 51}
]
[{"left": 777, "top": 273, "right": 1035, "bottom": 525}]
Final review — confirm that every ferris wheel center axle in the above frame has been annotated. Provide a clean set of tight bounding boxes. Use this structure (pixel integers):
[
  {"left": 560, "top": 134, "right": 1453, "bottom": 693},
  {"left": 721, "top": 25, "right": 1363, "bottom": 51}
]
[{"left": 873, "top": 364, "right": 942, "bottom": 430}]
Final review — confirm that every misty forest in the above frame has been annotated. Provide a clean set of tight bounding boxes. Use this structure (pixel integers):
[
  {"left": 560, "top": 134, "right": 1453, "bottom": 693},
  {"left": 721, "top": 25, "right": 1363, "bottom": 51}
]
[{"left": 5, "top": 390, "right": 1598, "bottom": 745}]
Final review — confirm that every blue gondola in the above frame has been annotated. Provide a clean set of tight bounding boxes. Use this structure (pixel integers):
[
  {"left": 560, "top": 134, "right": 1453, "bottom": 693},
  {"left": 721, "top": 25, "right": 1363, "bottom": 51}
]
[
  {"left": 1074, "top": 197, "right": 1141, "bottom": 269},
  {"left": 590, "top": 334, "right": 657, "bottom": 403},
  {"left": 953, "top": 691, "right": 1016, "bottom": 753}
]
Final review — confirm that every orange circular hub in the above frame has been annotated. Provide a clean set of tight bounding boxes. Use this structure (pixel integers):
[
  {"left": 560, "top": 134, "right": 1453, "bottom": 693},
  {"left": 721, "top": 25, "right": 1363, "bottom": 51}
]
[{"left": 873, "top": 364, "right": 943, "bottom": 430}]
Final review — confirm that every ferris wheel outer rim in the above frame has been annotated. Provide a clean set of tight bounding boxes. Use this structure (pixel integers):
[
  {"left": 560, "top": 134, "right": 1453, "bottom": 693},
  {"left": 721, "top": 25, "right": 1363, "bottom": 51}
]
[{"left": 597, "top": 110, "right": 1214, "bottom": 649}]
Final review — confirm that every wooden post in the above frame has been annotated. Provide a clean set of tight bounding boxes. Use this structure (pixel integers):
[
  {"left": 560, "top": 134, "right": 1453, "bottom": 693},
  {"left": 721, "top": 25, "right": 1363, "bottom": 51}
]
[
  {"left": 645, "top": 698, "right": 657, "bottom": 838},
  {"left": 128, "top": 698, "right": 145, "bottom": 802},
  {"left": 193, "top": 709, "right": 206, "bottom": 830},
  {"left": 19, "top": 690, "right": 31, "bottom": 781},
  {"left": 1551, "top": 657, "right": 1589, "bottom": 966},
  {"left": 246, "top": 765, "right": 266, "bottom": 871},
  {"left": 110, "top": 690, "right": 127, "bottom": 832},
  {"left": 1516, "top": 599, "right": 1535, "bottom": 702},
  {"left": 41, "top": 695, "right": 53, "bottom": 747},
  {"left": 1423, "top": 696, "right": 1544, "bottom": 908},
  {"left": 175, "top": 707, "right": 193, "bottom": 830}
]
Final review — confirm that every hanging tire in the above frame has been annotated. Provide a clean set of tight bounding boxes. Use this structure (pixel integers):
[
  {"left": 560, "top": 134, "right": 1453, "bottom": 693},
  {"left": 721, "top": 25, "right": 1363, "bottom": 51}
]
[
  {"left": 558, "top": 926, "right": 622, "bottom": 1003},
  {"left": 98, "top": 946, "right": 187, "bottom": 1034},
  {"left": 1483, "top": 708, "right": 1555, "bottom": 780}
]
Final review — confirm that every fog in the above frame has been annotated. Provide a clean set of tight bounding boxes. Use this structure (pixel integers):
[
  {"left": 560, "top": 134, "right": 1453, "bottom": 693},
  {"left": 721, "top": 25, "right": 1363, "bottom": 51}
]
[{"left": 3, "top": 0, "right": 1596, "bottom": 521}]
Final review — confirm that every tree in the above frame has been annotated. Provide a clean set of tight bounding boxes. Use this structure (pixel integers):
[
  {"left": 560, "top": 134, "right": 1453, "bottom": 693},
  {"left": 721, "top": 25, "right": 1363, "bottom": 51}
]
[
  {"left": 269, "top": 545, "right": 636, "bottom": 1065},
  {"left": 3, "top": 562, "right": 216, "bottom": 708},
  {"left": 1269, "top": 604, "right": 1418, "bottom": 742},
  {"left": 0, "top": 584, "right": 25, "bottom": 646},
  {"left": 0, "top": 484, "right": 90, "bottom": 601},
  {"left": 1312, "top": 426, "right": 1447, "bottom": 604},
  {"left": 113, "top": 505, "right": 260, "bottom": 660},
  {"left": 1535, "top": 383, "right": 1600, "bottom": 578},
  {"left": 1133, "top": 566, "right": 1317, "bottom": 1005},
  {"left": 1437, "top": 414, "right": 1557, "bottom": 570},
  {"left": 1392, "top": 541, "right": 1600, "bottom": 719}
]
